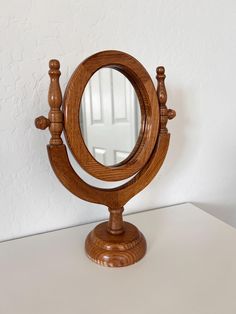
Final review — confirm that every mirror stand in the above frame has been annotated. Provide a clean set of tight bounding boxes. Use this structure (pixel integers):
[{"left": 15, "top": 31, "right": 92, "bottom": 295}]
[
  {"left": 85, "top": 207, "right": 146, "bottom": 266},
  {"left": 35, "top": 51, "right": 176, "bottom": 267}
]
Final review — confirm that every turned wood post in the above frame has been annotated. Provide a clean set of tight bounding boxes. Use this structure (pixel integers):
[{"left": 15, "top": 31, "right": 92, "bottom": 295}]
[
  {"left": 156, "top": 66, "right": 176, "bottom": 134},
  {"left": 107, "top": 207, "right": 124, "bottom": 235},
  {"left": 48, "top": 60, "right": 63, "bottom": 145},
  {"left": 35, "top": 59, "right": 63, "bottom": 145}
]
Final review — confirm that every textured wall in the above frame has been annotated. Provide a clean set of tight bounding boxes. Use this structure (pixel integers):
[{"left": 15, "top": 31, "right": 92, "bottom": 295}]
[{"left": 0, "top": 0, "right": 235, "bottom": 241}]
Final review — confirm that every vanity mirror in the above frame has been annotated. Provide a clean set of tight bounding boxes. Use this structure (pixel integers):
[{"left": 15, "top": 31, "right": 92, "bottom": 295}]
[{"left": 35, "top": 50, "right": 176, "bottom": 267}]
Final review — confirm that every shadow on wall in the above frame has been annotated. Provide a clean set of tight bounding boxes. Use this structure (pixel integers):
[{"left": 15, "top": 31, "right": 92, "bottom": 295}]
[
  {"left": 167, "top": 87, "right": 188, "bottom": 168},
  {"left": 160, "top": 85, "right": 193, "bottom": 183},
  {"left": 134, "top": 86, "right": 190, "bottom": 209},
  {"left": 194, "top": 202, "right": 236, "bottom": 229},
  {"left": 168, "top": 89, "right": 236, "bottom": 229}
]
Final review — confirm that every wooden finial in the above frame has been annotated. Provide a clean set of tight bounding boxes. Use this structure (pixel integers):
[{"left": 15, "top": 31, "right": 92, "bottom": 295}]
[
  {"left": 156, "top": 66, "right": 168, "bottom": 134},
  {"left": 156, "top": 66, "right": 176, "bottom": 133},
  {"left": 35, "top": 59, "right": 64, "bottom": 145},
  {"left": 48, "top": 59, "right": 63, "bottom": 145}
]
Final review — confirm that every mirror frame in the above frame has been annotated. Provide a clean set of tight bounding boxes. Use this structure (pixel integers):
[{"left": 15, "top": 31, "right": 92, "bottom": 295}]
[
  {"left": 79, "top": 67, "right": 142, "bottom": 168},
  {"left": 63, "top": 51, "right": 159, "bottom": 181}
]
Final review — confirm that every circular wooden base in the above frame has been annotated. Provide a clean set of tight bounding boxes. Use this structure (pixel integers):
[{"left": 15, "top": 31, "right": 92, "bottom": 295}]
[{"left": 85, "top": 221, "right": 146, "bottom": 267}]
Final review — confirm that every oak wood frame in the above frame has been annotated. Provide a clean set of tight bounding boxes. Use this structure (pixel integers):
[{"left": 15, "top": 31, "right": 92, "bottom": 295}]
[
  {"left": 64, "top": 51, "right": 159, "bottom": 181},
  {"left": 35, "top": 51, "right": 176, "bottom": 267}
]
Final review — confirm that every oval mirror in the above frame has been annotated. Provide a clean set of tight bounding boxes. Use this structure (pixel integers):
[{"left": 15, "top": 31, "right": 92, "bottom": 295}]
[{"left": 80, "top": 68, "right": 141, "bottom": 166}]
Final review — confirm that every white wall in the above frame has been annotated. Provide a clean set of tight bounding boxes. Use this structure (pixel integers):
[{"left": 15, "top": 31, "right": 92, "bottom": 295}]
[{"left": 0, "top": 0, "right": 235, "bottom": 241}]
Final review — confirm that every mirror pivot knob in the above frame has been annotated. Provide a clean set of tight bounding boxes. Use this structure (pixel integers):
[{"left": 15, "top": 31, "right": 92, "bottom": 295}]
[
  {"left": 35, "top": 116, "right": 50, "bottom": 130},
  {"left": 167, "top": 109, "right": 176, "bottom": 120}
]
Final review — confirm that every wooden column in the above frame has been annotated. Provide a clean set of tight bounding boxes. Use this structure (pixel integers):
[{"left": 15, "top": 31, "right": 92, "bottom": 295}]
[
  {"left": 156, "top": 66, "right": 176, "bottom": 134},
  {"left": 35, "top": 59, "right": 63, "bottom": 146},
  {"left": 107, "top": 207, "right": 124, "bottom": 235},
  {"left": 48, "top": 60, "right": 63, "bottom": 145}
]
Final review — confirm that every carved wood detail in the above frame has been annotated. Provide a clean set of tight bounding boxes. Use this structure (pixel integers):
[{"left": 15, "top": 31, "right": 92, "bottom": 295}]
[
  {"left": 85, "top": 221, "right": 146, "bottom": 267},
  {"left": 48, "top": 60, "right": 63, "bottom": 145},
  {"left": 156, "top": 66, "right": 176, "bottom": 134},
  {"left": 35, "top": 60, "right": 63, "bottom": 145}
]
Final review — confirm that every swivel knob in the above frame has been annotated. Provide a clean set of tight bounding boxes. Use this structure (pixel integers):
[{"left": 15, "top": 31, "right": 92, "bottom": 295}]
[
  {"left": 35, "top": 116, "right": 50, "bottom": 130},
  {"left": 167, "top": 109, "right": 176, "bottom": 120}
]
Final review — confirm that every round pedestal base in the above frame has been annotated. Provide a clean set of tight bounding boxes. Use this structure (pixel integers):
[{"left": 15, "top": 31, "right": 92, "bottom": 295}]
[{"left": 85, "top": 221, "right": 146, "bottom": 267}]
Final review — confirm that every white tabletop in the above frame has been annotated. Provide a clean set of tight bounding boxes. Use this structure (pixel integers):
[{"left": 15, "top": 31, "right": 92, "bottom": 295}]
[{"left": 0, "top": 203, "right": 235, "bottom": 314}]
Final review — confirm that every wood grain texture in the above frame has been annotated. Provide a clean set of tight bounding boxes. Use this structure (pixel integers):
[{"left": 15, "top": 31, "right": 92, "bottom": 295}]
[
  {"left": 35, "top": 60, "right": 63, "bottom": 145},
  {"left": 156, "top": 66, "right": 176, "bottom": 133},
  {"left": 85, "top": 221, "right": 146, "bottom": 267},
  {"left": 64, "top": 50, "right": 159, "bottom": 182},
  {"left": 35, "top": 51, "right": 176, "bottom": 267},
  {"left": 47, "top": 133, "right": 170, "bottom": 209},
  {"left": 48, "top": 60, "right": 63, "bottom": 145}
]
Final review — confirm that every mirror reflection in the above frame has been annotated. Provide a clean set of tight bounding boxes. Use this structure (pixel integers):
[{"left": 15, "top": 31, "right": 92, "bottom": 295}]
[{"left": 80, "top": 68, "right": 141, "bottom": 166}]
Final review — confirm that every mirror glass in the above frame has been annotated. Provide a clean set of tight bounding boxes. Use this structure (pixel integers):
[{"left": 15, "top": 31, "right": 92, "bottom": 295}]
[{"left": 80, "top": 68, "right": 141, "bottom": 166}]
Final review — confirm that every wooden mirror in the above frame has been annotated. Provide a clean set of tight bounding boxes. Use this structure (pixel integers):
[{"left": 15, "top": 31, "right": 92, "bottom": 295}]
[{"left": 35, "top": 50, "right": 176, "bottom": 267}]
